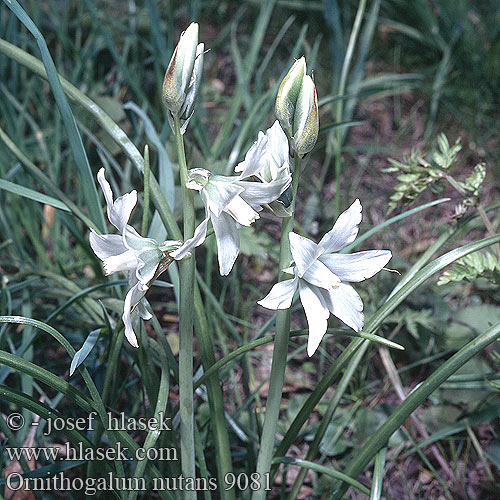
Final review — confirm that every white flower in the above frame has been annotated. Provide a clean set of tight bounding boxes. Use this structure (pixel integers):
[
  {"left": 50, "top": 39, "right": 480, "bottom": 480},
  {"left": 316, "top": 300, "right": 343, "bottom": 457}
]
[
  {"left": 89, "top": 168, "right": 197, "bottom": 347},
  {"left": 235, "top": 121, "right": 293, "bottom": 216},
  {"left": 235, "top": 121, "right": 291, "bottom": 181},
  {"left": 258, "top": 199, "right": 392, "bottom": 356},
  {"left": 185, "top": 160, "right": 291, "bottom": 276}
]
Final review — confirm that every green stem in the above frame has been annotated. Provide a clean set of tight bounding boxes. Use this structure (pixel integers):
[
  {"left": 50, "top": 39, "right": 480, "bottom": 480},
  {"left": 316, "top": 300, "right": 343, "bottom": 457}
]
[
  {"left": 86, "top": 326, "right": 124, "bottom": 480},
  {"left": 251, "top": 156, "right": 302, "bottom": 499},
  {"left": 142, "top": 145, "right": 151, "bottom": 236},
  {"left": 173, "top": 114, "right": 196, "bottom": 499},
  {"left": 193, "top": 288, "right": 236, "bottom": 500}
]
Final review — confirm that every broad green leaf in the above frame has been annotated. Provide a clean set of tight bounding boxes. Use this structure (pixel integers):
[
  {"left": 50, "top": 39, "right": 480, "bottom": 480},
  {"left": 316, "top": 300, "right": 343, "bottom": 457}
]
[{"left": 442, "top": 305, "right": 500, "bottom": 348}]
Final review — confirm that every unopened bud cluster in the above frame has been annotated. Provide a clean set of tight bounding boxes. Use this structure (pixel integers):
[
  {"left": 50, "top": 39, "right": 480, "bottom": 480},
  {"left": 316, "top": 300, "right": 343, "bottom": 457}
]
[{"left": 275, "top": 57, "right": 319, "bottom": 157}]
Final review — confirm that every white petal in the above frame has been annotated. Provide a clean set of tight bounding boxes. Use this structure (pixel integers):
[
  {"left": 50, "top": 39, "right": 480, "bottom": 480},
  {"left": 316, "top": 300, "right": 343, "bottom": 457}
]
[
  {"left": 289, "top": 232, "right": 320, "bottom": 277},
  {"left": 211, "top": 211, "right": 240, "bottom": 276},
  {"left": 97, "top": 168, "right": 137, "bottom": 232},
  {"left": 236, "top": 174, "right": 291, "bottom": 205},
  {"left": 299, "top": 281, "right": 330, "bottom": 356},
  {"left": 102, "top": 250, "right": 138, "bottom": 275},
  {"left": 257, "top": 276, "right": 298, "bottom": 310},
  {"left": 318, "top": 199, "right": 362, "bottom": 253},
  {"left": 203, "top": 176, "right": 244, "bottom": 216},
  {"left": 109, "top": 191, "right": 138, "bottom": 233},
  {"left": 186, "top": 168, "right": 211, "bottom": 191},
  {"left": 120, "top": 226, "right": 163, "bottom": 284},
  {"left": 235, "top": 131, "right": 268, "bottom": 178},
  {"left": 89, "top": 231, "right": 127, "bottom": 260},
  {"left": 302, "top": 260, "right": 340, "bottom": 290},
  {"left": 136, "top": 297, "right": 152, "bottom": 320},
  {"left": 224, "top": 195, "right": 259, "bottom": 226},
  {"left": 127, "top": 273, "right": 152, "bottom": 320},
  {"left": 266, "top": 120, "right": 289, "bottom": 167},
  {"left": 122, "top": 280, "right": 149, "bottom": 348},
  {"left": 135, "top": 247, "right": 163, "bottom": 284},
  {"left": 320, "top": 283, "right": 364, "bottom": 332},
  {"left": 122, "top": 225, "right": 156, "bottom": 252},
  {"left": 97, "top": 168, "right": 114, "bottom": 211},
  {"left": 171, "top": 214, "right": 210, "bottom": 260},
  {"left": 319, "top": 250, "right": 392, "bottom": 282}
]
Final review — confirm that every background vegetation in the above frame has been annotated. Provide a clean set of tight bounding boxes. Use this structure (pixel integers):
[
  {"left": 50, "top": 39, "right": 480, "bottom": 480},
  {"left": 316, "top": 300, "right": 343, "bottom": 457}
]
[{"left": 0, "top": 0, "right": 499, "bottom": 498}]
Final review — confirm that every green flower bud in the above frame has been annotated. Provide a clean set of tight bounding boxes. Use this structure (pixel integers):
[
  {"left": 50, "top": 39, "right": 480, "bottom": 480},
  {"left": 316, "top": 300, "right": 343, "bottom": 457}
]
[
  {"left": 275, "top": 57, "right": 306, "bottom": 130},
  {"left": 292, "top": 75, "right": 319, "bottom": 157},
  {"left": 162, "top": 23, "right": 199, "bottom": 114}
]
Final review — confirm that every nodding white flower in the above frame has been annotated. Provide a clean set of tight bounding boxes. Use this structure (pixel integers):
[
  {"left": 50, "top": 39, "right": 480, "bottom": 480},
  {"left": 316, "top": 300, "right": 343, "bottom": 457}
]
[
  {"left": 235, "top": 121, "right": 293, "bottom": 216},
  {"left": 89, "top": 169, "right": 198, "bottom": 348},
  {"left": 185, "top": 163, "right": 291, "bottom": 276},
  {"left": 258, "top": 200, "right": 392, "bottom": 356}
]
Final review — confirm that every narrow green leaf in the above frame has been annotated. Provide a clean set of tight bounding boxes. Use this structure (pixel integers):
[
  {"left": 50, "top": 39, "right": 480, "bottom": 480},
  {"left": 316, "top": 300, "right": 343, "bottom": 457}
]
[
  {"left": 370, "top": 447, "right": 387, "bottom": 500},
  {"left": 273, "top": 457, "right": 370, "bottom": 495},
  {"left": 0, "top": 179, "right": 70, "bottom": 212},
  {"left": 69, "top": 328, "right": 101, "bottom": 376},
  {"left": 343, "top": 198, "right": 451, "bottom": 252}
]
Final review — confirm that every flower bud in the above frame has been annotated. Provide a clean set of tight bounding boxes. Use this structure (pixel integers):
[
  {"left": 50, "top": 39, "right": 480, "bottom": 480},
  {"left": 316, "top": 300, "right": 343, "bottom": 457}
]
[
  {"left": 162, "top": 23, "right": 199, "bottom": 114},
  {"left": 292, "top": 75, "right": 319, "bottom": 157},
  {"left": 275, "top": 57, "right": 306, "bottom": 130},
  {"left": 168, "top": 42, "right": 205, "bottom": 134}
]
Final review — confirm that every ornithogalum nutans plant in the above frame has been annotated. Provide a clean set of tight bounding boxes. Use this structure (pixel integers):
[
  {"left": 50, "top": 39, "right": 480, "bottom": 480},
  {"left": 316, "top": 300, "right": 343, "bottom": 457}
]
[{"left": 60, "top": 18, "right": 408, "bottom": 500}]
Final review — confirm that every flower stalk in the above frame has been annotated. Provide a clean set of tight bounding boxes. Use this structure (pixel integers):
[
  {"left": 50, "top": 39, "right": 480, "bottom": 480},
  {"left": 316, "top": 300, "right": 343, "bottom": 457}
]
[
  {"left": 173, "top": 113, "right": 197, "bottom": 497},
  {"left": 251, "top": 155, "right": 302, "bottom": 499},
  {"left": 141, "top": 145, "right": 150, "bottom": 236}
]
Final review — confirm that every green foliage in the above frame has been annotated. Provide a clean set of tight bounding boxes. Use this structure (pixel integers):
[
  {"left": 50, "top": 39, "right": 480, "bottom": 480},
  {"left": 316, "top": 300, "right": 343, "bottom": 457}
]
[
  {"left": 442, "top": 304, "right": 500, "bottom": 349},
  {"left": 384, "top": 133, "right": 488, "bottom": 215},
  {"left": 385, "top": 308, "right": 435, "bottom": 338},
  {"left": 458, "top": 163, "right": 487, "bottom": 197},
  {"left": 381, "top": 0, "right": 500, "bottom": 140},
  {"left": 438, "top": 251, "right": 500, "bottom": 286},
  {"left": 384, "top": 134, "right": 461, "bottom": 213}
]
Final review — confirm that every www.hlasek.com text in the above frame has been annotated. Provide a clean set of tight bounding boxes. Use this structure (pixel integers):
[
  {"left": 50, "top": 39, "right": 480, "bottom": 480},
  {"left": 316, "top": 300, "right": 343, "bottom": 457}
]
[{"left": 5, "top": 442, "right": 177, "bottom": 462}]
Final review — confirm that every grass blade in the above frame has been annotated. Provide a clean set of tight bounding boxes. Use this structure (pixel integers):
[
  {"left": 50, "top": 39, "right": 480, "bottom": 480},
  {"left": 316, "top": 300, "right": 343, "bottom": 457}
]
[
  {"left": 0, "top": 179, "right": 70, "bottom": 212},
  {"left": 2, "top": 0, "right": 105, "bottom": 231}
]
